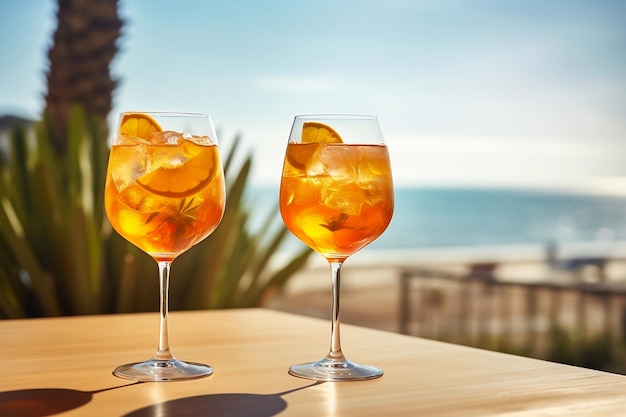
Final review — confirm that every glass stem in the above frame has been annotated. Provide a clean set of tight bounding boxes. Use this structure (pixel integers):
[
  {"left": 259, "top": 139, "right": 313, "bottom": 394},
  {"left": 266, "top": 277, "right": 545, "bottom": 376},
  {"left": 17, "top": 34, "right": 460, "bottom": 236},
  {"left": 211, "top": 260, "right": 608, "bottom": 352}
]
[
  {"left": 155, "top": 261, "right": 173, "bottom": 361},
  {"left": 326, "top": 261, "right": 346, "bottom": 362}
]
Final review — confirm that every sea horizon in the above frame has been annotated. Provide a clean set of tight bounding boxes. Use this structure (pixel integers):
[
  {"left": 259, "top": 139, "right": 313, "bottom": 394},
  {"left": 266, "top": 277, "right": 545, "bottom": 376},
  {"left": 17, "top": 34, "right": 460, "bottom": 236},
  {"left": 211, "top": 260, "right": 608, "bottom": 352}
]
[{"left": 246, "top": 183, "right": 626, "bottom": 265}]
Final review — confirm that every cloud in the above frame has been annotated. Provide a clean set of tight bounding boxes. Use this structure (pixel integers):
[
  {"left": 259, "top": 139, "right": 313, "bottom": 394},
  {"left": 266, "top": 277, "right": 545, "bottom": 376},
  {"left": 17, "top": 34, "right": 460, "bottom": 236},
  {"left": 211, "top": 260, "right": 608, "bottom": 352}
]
[{"left": 385, "top": 134, "right": 624, "bottom": 188}]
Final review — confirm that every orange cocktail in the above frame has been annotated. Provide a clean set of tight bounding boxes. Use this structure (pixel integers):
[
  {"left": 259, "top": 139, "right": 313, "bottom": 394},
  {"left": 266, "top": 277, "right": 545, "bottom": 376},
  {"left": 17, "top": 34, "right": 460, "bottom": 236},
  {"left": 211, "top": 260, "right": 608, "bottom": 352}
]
[
  {"left": 105, "top": 136, "right": 225, "bottom": 261},
  {"left": 104, "top": 112, "right": 225, "bottom": 382},
  {"left": 279, "top": 115, "right": 394, "bottom": 381},
  {"left": 280, "top": 142, "right": 393, "bottom": 260}
]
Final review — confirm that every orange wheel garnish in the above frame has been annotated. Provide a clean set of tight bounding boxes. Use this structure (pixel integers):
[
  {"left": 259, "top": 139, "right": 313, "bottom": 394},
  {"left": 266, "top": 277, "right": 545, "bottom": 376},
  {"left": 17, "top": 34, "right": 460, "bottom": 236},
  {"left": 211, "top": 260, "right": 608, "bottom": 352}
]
[
  {"left": 286, "top": 143, "right": 318, "bottom": 170},
  {"left": 137, "top": 145, "right": 217, "bottom": 198},
  {"left": 301, "top": 121, "right": 343, "bottom": 144},
  {"left": 287, "top": 121, "right": 344, "bottom": 169},
  {"left": 120, "top": 113, "right": 162, "bottom": 139}
]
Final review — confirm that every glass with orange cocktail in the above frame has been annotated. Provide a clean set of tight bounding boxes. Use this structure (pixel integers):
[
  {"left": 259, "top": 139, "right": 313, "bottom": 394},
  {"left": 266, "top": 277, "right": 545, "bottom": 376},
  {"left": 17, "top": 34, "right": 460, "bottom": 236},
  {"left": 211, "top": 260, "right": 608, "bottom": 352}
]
[
  {"left": 104, "top": 112, "right": 225, "bottom": 381},
  {"left": 279, "top": 115, "right": 394, "bottom": 381}
]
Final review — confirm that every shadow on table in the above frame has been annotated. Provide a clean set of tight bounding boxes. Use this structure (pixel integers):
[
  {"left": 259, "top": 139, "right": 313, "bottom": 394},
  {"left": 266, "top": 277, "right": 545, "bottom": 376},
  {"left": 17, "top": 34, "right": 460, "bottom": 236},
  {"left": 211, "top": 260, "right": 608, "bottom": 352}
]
[
  {"left": 0, "top": 383, "right": 139, "bottom": 417},
  {"left": 122, "top": 382, "right": 322, "bottom": 417},
  {"left": 0, "top": 381, "right": 322, "bottom": 417}
]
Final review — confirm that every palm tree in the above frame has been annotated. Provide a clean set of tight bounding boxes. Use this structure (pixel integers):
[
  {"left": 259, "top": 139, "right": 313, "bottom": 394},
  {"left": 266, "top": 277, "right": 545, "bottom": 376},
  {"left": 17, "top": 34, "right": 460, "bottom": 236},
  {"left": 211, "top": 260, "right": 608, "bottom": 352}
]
[{"left": 44, "top": 0, "right": 122, "bottom": 155}]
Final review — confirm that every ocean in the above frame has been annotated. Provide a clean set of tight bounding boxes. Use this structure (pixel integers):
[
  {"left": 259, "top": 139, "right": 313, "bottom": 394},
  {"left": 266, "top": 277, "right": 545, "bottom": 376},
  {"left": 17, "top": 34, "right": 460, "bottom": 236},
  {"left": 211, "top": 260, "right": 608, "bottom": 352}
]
[{"left": 247, "top": 186, "right": 626, "bottom": 261}]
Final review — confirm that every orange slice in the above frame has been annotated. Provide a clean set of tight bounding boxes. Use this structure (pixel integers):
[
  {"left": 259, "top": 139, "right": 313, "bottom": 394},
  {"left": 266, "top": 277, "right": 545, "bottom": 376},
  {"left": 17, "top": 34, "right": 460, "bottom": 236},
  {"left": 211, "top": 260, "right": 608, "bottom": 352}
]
[
  {"left": 286, "top": 143, "right": 317, "bottom": 170},
  {"left": 287, "top": 121, "right": 343, "bottom": 169},
  {"left": 137, "top": 145, "right": 218, "bottom": 198},
  {"left": 120, "top": 113, "right": 162, "bottom": 139},
  {"left": 301, "top": 121, "right": 343, "bottom": 144}
]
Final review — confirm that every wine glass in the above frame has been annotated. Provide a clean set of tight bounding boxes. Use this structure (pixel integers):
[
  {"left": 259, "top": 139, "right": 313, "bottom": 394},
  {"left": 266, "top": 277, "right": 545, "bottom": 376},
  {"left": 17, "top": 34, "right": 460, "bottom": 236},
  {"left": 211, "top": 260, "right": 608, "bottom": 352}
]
[
  {"left": 104, "top": 112, "right": 226, "bottom": 381},
  {"left": 279, "top": 114, "right": 394, "bottom": 381}
]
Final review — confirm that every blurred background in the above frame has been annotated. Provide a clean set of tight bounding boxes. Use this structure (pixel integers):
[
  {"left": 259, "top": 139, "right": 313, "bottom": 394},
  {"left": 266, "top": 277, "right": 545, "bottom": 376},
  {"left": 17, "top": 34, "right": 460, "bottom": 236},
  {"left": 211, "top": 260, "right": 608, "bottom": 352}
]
[{"left": 1, "top": 0, "right": 626, "bottom": 373}]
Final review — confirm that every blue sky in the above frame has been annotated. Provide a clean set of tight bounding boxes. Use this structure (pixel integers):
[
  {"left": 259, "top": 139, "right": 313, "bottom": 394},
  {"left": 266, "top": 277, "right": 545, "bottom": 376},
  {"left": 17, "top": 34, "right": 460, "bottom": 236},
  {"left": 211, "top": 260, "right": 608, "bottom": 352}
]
[{"left": 1, "top": 0, "right": 625, "bottom": 190}]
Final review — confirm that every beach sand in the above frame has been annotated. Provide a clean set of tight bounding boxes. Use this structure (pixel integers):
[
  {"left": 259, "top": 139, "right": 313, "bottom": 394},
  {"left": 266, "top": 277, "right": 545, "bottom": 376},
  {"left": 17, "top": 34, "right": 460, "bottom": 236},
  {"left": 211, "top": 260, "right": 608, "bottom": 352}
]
[{"left": 269, "top": 262, "right": 405, "bottom": 333}]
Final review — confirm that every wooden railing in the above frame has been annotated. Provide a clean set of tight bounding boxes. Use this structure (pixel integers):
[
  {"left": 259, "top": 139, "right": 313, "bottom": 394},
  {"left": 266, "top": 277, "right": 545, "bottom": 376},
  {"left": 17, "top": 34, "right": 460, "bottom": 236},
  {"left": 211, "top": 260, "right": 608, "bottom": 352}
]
[{"left": 398, "top": 266, "right": 626, "bottom": 358}]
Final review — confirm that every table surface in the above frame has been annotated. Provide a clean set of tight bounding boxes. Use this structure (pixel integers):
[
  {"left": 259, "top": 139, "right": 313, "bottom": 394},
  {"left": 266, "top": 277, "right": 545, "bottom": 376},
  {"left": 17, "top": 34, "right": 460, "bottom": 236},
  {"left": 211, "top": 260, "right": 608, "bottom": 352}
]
[{"left": 2, "top": 308, "right": 626, "bottom": 416}]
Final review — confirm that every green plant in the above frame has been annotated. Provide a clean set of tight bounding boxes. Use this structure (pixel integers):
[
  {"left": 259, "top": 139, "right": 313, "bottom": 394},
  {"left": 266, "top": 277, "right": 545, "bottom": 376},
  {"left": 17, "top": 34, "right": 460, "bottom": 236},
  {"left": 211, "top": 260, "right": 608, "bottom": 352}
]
[
  {"left": 546, "top": 326, "right": 626, "bottom": 374},
  {"left": 0, "top": 107, "right": 312, "bottom": 318}
]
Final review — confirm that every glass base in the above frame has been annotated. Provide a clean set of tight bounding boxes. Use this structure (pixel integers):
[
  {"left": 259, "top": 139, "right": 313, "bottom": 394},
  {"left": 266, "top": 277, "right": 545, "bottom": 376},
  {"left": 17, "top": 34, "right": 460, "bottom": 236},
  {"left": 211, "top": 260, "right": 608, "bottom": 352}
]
[
  {"left": 289, "top": 358, "right": 383, "bottom": 381},
  {"left": 113, "top": 358, "right": 213, "bottom": 382}
]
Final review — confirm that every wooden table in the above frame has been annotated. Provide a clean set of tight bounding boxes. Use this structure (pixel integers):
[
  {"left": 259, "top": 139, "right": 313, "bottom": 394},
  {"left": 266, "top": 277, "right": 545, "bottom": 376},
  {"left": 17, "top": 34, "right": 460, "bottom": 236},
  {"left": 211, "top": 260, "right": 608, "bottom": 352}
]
[{"left": 2, "top": 308, "right": 626, "bottom": 416}]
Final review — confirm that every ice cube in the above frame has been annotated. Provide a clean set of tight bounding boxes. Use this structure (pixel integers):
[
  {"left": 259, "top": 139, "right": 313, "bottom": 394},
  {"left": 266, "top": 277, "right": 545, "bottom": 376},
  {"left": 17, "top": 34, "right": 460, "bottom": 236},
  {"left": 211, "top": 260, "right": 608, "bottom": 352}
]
[
  {"left": 356, "top": 146, "right": 393, "bottom": 206},
  {"left": 116, "top": 132, "right": 145, "bottom": 146},
  {"left": 322, "top": 184, "right": 364, "bottom": 216},
  {"left": 306, "top": 157, "right": 326, "bottom": 179},
  {"left": 110, "top": 143, "right": 148, "bottom": 191},
  {"left": 119, "top": 183, "right": 159, "bottom": 213},
  {"left": 145, "top": 142, "right": 187, "bottom": 170},
  {"left": 318, "top": 145, "right": 358, "bottom": 186},
  {"left": 364, "top": 185, "right": 390, "bottom": 206},
  {"left": 187, "top": 133, "right": 216, "bottom": 146},
  {"left": 145, "top": 130, "right": 184, "bottom": 145}
]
